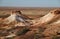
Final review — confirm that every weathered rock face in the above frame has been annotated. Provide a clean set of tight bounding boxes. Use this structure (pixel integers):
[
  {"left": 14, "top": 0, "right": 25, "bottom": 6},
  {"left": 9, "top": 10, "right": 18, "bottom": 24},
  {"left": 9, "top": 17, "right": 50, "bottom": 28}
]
[{"left": 0, "top": 8, "right": 60, "bottom": 39}]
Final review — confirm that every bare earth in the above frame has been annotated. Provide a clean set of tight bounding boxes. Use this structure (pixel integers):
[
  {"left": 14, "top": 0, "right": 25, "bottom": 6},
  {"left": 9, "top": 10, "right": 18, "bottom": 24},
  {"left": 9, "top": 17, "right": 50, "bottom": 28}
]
[{"left": 0, "top": 7, "right": 60, "bottom": 39}]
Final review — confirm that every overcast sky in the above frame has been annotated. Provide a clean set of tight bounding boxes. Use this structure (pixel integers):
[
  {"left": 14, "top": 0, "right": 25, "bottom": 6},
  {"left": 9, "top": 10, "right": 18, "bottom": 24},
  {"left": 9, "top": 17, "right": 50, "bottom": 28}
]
[{"left": 0, "top": 0, "right": 60, "bottom": 7}]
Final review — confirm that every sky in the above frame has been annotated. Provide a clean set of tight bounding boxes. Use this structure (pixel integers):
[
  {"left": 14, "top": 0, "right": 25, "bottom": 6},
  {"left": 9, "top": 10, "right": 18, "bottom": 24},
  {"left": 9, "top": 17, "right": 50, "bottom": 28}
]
[{"left": 0, "top": 0, "right": 60, "bottom": 7}]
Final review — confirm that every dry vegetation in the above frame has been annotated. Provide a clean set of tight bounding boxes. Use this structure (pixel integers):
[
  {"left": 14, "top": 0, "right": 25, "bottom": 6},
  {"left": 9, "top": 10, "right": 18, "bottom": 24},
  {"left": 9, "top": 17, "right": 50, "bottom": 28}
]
[{"left": 0, "top": 8, "right": 60, "bottom": 39}]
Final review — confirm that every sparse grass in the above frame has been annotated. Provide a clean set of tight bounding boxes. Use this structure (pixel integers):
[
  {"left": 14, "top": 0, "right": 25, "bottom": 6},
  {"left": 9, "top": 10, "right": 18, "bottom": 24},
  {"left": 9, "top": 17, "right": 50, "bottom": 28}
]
[
  {"left": 16, "top": 27, "right": 30, "bottom": 36},
  {"left": 34, "top": 27, "right": 45, "bottom": 39},
  {"left": 0, "top": 14, "right": 10, "bottom": 18},
  {"left": 52, "top": 35, "right": 60, "bottom": 39},
  {"left": 5, "top": 37, "right": 15, "bottom": 39}
]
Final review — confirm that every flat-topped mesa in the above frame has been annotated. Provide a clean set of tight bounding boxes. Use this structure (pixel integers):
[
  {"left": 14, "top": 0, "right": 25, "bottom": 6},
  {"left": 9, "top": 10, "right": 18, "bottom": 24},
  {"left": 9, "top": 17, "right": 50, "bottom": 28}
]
[
  {"left": 3, "top": 11, "right": 17, "bottom": 24},
  {"left": 3, "top": 11, "right": 23, "bottom": 24},
  {"left": 3, "top": 13, "right": 16, "bottom": 24},
  {"left": 3, "top": 10, "right": 31, "bottom": 25},
  {"left": 31, "top": 9, "right": 60, "bottom": 27}
]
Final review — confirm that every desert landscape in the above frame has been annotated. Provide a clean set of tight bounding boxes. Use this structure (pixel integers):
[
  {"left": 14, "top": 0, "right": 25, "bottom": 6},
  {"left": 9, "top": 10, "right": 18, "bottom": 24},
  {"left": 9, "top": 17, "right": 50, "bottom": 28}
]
[{"left": 0, "top": 7, "right": 60, "bottom": 39}]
